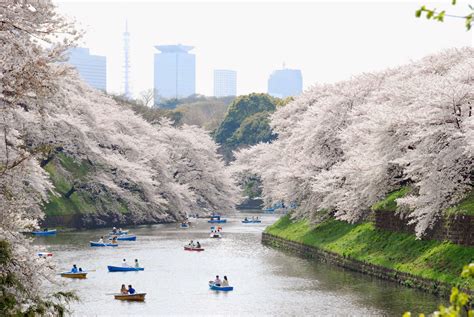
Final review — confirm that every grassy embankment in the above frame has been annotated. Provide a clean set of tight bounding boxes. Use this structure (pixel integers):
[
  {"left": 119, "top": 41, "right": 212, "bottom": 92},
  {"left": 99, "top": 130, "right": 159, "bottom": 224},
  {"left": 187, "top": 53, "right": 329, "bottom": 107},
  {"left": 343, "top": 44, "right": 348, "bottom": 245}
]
[
  {"left": 266, "top": 189, "right": 474, "bottom": 291},
  {"left": 43, "top": 153, "right": 128, "bottom": 217}
]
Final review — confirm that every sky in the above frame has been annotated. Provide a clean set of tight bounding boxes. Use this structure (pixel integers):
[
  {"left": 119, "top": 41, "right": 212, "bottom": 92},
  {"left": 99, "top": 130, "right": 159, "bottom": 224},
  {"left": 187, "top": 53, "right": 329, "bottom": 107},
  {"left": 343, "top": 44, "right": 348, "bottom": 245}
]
[{"left": 54, "top": 0, "right": 473, "bottom": 98}]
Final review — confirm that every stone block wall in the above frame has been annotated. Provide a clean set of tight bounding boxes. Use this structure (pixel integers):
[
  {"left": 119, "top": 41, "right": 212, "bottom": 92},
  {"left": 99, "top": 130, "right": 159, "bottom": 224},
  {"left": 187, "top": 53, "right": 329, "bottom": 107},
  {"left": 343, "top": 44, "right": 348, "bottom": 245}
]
[{"left": 374, "top": 211, "right": 474, "bottom": 246}]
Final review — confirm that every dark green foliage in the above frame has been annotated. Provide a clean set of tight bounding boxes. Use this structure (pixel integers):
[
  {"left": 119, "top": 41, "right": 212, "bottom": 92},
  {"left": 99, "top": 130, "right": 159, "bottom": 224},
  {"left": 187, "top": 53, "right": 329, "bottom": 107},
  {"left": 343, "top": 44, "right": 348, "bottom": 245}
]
[
  {"left": 214, "top": 93, "right": 279, "bottom": 147},
  {"left": 228, "top": 111, "right": 277, "bottom": 147}
]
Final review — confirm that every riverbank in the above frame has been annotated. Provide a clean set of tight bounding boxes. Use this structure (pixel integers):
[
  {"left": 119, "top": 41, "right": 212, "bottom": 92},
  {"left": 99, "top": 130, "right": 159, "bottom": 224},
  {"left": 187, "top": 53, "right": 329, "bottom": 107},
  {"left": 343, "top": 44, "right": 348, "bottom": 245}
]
[{"left": 263, "top": 215, "right": 474, "bottom": 296}]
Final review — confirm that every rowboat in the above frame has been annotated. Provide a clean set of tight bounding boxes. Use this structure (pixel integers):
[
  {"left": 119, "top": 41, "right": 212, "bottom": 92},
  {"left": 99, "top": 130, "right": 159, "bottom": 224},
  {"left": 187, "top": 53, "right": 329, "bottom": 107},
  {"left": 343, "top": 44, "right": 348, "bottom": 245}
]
[
  {"left": 184, "top": 246, "right": 204, "bottom": 251},
  {"left": 107, "top": 266, "right": 144, "bottom": 272},
  {"left": 60, "top": 272, "right": 87, "bottom": 279},
  {"left": 210, "top": 232, "right": 222, "bottom": 238},
  {"left": 180, "top": 223, "right": 190, "bottom": 228},
  {"left": 108, "top": 235, "right": 136, "bottom": 241},
  {"left": 37, "top": 252, "right": 53, "bottom": 257},
  {"left": 113, "top": 293, "right": 146, "bottom": 301},
  {"left": 32, "top": 229, "right": 57, "bottom": 236},
  {"left": 108, "top": 230, "right": 129, "bottom": 236},
  {"left": 209, "top": 283, "right": 233, "bottom": 291},
  {"left": 90, "top": 241, "right": 118, "bottom": 247},
  {"left": 242, "top": 219, "right": 262, "bottom": 224},
  {"left": 208, "top": 215, "right": 227, "bottom": 223}
]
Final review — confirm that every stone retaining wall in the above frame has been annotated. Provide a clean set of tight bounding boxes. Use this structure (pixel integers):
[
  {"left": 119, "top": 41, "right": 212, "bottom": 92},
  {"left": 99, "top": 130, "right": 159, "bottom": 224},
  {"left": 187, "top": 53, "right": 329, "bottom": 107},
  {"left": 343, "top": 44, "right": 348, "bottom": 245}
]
[
  {"left": 374, "top": 211, "right": 474, "bottom": 246},
  {"left": 262, "top": 233, "right": 472, "bottom": 297}
]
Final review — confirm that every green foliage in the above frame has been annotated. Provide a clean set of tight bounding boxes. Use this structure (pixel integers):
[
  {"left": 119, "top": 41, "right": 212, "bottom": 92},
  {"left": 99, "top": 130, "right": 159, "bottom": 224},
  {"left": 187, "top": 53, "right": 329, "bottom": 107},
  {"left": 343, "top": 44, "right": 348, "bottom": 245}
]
[
  {"left": 403, "top": 263, "right": 473, "bottom": 317},
  {"left": 266, "top": 216, "right": 474, "bottom": 290},
  {"left": 416, "top": 2, "right": 473, "bottom": 30},
  {"left": 446, "top": 190, "right": 474, "bottom": 216},
  {"left": 228, "top": 111, "right": 277, "bottom": 146},
  {"left": 371, "top": 186, "right": 411, "bottom": 212},
  {"left": 214, "top": 93, "right": 279, "bottom": 147}
]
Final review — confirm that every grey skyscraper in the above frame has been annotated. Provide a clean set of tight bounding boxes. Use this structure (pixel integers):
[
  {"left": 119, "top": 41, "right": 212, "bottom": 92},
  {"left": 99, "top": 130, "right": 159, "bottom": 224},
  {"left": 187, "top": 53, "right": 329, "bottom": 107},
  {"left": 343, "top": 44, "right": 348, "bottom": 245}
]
[
  {"left": 267, "top": 68, "right": 302, "bottom": 98},
  {"left": 67, "top": 47, "right": 107, "bottom": 91},
  {"left": 214, "top": 69, "right": 237, "bottom": 97},
  {"left": 153, "top": 44, "right": 195, "bottom": 104}
]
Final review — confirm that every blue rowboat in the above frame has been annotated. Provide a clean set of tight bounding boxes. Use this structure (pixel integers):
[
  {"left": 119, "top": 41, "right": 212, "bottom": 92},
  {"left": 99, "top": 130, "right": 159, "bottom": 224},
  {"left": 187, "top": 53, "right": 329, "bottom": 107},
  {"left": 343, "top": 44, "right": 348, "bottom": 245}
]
[
  {"left": 107, "top": 266, "right": 144, "bottom": 272},
  {"left": 180, "top": 223, "right": 190, "bottom": 228},
  {"left": 209, "top": 283, "right": 233, "bottom": 291},
  {"left": 108, "top": 235, "right": 136, "bottom": 241},
  {"left": 90, "top": 241, "right": 118, "bottom": 247},
  {"left": 32, "top": 229, "right": 57, "bottom": 236},
  {"left": 208, "top": 219, "right": 227, "bottom": 223},
  {"left": 108, "top": 230, "right": 129, "bottom": 236}
]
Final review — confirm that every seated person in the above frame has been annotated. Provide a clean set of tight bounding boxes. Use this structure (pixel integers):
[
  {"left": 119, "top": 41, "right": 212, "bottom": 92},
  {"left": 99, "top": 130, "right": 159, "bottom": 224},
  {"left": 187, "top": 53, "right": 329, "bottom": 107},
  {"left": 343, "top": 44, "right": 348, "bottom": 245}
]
[
  {"left": 70, "top": 264, "right": 78, "bottom": 273},
  {"left": 122, "top": 259, "right": 129, "bottom": 267},
  {"left": 222, "top": 276, "right": 229, "bottom": 286},
  {"left": 120, "top": 284, "right": 128, "bottom": 295},
  {"left": 112, "top": 227, "right": 117, "bottom": 234},
  {"left": 196, "top": 241, "right": 201, "bottom": 248},
  {"left": 214, "top": 275, "right": 222, "bottom": 286},
  {"left": 128, "top": 285, "right": 136, "bottom": 295},
  {"left": 134, "top": 259, "right": 140, "bottom": 268},
  {"left": 78, "top": 268, "right": 83, "bottom": 272},
  {"left": 111, "top": 236, "right": 118, "bottom": 244},
  {"left": 98, "top": 236, "right": 104, "bottom": 243}
]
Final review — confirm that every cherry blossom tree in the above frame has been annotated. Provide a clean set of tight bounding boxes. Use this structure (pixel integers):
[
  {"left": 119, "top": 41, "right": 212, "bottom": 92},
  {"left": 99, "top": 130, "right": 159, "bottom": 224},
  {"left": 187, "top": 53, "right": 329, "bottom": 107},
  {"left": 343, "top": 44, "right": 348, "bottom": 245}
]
[{"left": 234, "top": 48, "right": 473, "bottom": 237}]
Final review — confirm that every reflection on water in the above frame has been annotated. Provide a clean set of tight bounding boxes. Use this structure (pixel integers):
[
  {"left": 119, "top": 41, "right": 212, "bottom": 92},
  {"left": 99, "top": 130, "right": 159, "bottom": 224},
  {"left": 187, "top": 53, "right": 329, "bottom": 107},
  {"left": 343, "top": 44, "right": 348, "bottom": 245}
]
[{"left": 33, "top": 213, "right": 442, "bottom": 316}]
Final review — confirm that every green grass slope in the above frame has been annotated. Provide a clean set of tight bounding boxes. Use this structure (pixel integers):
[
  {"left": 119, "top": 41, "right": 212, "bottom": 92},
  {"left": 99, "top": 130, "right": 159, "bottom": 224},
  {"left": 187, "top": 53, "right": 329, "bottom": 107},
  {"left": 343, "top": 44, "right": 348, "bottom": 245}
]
[{"left": 266, "top": 215, "right": 474, "bottom": 291}]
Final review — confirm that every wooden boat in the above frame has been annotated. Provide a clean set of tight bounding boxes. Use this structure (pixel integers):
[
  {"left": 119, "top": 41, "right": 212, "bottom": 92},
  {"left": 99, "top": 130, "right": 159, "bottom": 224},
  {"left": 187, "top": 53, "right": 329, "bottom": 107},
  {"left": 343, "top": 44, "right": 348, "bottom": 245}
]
[
  {"left": 113, "top": 293, "right": 146, "bottom": 301},
  {"left": 107, "top": 265, "right": 144, "bottom": 272},
  {"left": 90, "top": 241, "right": 118, "bottom": 247},
  {"left": 60, "top": 272, "right": 87, "bottom": 279},
  {"left": 184, "top": 245, "right": 204, "bottom": 251},
  {"left": 108, "top": 235, "right": 136, "bottom": 241},
  {"left": 32, "top": 229, "right": 57, "bottom": 236},
  {"left": 209, "top": 283, "right": 233, "bottom": 291}
]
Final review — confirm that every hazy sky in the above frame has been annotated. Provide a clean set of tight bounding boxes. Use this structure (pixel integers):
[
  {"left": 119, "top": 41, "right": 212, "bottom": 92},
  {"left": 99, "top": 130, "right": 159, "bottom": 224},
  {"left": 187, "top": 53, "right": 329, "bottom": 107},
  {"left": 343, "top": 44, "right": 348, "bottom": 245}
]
[{"left": 54, "top": 0, "right": 473, "bottom": 98}]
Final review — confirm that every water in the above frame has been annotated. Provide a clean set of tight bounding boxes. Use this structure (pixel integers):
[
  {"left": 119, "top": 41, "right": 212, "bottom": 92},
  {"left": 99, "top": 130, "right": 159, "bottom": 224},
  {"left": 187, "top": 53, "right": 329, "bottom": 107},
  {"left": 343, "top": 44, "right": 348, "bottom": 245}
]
[{"left": 33, "top": 213, "right": 442, "bottom": 316}]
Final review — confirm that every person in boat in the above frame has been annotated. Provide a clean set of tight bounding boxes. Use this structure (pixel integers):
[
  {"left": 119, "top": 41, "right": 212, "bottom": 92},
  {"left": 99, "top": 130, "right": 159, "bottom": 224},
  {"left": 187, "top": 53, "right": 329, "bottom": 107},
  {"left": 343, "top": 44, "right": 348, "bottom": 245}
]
[
  {"left": 134, "top": 259, "right": 139, "bottom": 268},
  {"left": 222, "top": 276, "right": 229, "bottom": 287},
  {"left": 98, "top": 236, "right": 104, "bottom": 243},
  {"left": 111, "top": 236, "right": 118, "bottom": 244},
  {"left": 122, "top": 259, "right": 129, "bottom": 267},
  {"left": 44, "top": 227, "right": 49, "bottom": 232},
  {"left": 70, "top": 264, "right": 78, "bottom": 273},
  {"left": 120, "top": 284, "right": 128, "bottom": 295},
  {"left": 128, "top": 285, "right": 136, "bottom": 295},
  {"left": 78, "top": 267, "right": 83, "bottom": 272},
  {"left": 244, "top": 217, "right": 248, "bottom": 221},
  {"left": 214, "top": 275, "right": 222, "bottom": 286},
  {"left": 188, "top": 240, "right": 194, "bottom": 247},
  {"left": 196, "top": 241, "right": 201, "bottom": 248},
  {"left": 112, "top": 227, "right": 117, "bottom": 234},
  {"left": 118, "top": 228, "right": 123, "bottom": 233}
]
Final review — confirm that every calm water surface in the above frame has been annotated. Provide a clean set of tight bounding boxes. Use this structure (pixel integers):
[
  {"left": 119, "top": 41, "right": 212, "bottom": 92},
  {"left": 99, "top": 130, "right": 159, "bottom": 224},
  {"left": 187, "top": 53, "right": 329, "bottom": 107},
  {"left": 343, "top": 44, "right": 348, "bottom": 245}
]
[{"left": 33, "top": 213, "right": 442, "bottom": 316}]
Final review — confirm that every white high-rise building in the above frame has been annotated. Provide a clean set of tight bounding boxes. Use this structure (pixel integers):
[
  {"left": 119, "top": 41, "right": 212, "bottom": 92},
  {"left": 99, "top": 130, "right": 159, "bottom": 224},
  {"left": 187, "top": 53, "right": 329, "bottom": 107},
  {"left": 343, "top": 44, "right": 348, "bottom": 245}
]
[
  {"left": 213, "top": 69, "right": 237, "bottom": 97},
  {"left": 67, "top": 47, "right": 107, "bottom": 91},
  {"left": 153, "top": 44, "right": 195, "bottom": 105},
  {"left": 267, "top": 68, "right": 302, "bottom": 98}
]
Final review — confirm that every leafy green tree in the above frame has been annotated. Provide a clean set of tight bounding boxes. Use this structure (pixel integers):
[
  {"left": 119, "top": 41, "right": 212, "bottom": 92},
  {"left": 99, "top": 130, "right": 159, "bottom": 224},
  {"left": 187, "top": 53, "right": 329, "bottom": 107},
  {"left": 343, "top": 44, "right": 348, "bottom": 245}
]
[{"left": 214, "top": 93, "right": 279, "bottom": 146}]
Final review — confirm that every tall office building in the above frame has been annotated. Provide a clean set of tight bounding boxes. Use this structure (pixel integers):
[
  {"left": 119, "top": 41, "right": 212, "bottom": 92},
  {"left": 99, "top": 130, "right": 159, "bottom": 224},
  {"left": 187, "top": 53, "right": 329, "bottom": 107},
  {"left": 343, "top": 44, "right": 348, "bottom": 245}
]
[
  {"left": 67, "top": 47, "right": 107, "bottom": 91},
  {"left": 153, "top": 44, "right": 195, "bottom": 105},
  {"left": 214, "top": 69, "right": 237, "bottom": 97},
  {"left": 267, "top": 68, "right": 302, "bottom": 98}
]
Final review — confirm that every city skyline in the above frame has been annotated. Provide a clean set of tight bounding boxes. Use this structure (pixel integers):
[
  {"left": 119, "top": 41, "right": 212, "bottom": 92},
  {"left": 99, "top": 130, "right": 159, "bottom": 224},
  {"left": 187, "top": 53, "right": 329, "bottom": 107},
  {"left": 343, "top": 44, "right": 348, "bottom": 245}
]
[{"left": 55, "top": 1, "right": 472, "bottom": 98}]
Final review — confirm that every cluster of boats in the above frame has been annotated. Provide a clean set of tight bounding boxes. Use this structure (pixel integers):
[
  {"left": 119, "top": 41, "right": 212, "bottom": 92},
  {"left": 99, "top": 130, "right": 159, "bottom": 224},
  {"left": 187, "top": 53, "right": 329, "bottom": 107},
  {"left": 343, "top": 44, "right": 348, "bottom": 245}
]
[{"left": 34, "top": 213, "right": 267, "bottom": 302}]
